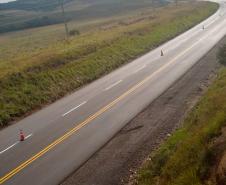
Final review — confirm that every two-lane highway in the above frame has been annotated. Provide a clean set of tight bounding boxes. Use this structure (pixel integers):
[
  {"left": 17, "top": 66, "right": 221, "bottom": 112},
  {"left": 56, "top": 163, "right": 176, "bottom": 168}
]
[{"left": 1, "top": 1, "right": 226, "bottom": 184}]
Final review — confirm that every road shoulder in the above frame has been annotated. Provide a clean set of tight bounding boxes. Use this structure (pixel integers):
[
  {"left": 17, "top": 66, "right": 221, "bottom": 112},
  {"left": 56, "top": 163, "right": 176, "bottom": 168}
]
[{"left": 61, "top": 36, "right": 226, "bottom": 185}]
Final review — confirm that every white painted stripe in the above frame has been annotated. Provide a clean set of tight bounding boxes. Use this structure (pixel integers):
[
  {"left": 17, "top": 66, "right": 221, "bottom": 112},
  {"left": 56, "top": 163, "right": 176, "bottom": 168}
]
[
  {"left": 62, "top": 101, "right": 87, "bottom": 117},
  {"left": 180, "top": 29, "right": 202, "bottom": 43},
  {"left": 104, "top": 80, "right": 123, "bottom": 91},
  {"left": 133, "top": 65, "right": 146, "bottom": 74},
  {"left": 0, "top": 141, "right": 19, "bottom": 155},
  {"left": 205, "top": 17, "right": 218, "bottom": 28},
  {"left": 25, "top": 134, "right": 33, "bottom": 140},
  {"left": 0, "top": 133, "right": 33, "bottom": 155}
]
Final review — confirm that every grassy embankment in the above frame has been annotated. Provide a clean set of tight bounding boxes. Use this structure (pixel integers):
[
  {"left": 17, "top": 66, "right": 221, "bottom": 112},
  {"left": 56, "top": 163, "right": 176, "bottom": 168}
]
[
  {"left": 137, "top": 45, "right": 226, "bottom": 185},
  {"left": 0, "top": 2, "right": 218, "bottom": 127}
]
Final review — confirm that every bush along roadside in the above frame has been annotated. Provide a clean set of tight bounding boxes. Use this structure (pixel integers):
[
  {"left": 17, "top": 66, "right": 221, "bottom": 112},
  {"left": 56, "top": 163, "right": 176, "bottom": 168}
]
[
  {"left": 136, "top": 44, "right": 226, "bottom": 185},
  {"left": 0, "top": 2, "right": 219, "bottom": 127},
  {"left": 218, "top": 44, "right": 226, "bottom": 65}
]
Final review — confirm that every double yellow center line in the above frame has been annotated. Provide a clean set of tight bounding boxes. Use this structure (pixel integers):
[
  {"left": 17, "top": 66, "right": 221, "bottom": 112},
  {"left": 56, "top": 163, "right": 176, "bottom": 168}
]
[{"left": 0, "top": 29, "right": 210, "bottom": 184}]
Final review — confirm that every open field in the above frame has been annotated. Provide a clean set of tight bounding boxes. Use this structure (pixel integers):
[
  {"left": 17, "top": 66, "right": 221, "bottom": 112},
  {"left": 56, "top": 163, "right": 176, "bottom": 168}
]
[
  {"left": 0, "top": 0, "right": 166, "bottom": 33},
  {"left": 0, "top": 2, "right": 168, "bottom": 67},
  {"left": 137, "top": 44, "right": 226, "bottom": 185},
  {"left": 0, "top": 1, "right": 218, "bottom": 127}
]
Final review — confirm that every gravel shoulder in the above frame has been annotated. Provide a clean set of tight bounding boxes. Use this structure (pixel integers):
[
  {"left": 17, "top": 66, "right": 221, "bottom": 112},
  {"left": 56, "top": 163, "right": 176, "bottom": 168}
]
[{"left": 61, "top": 36, "right": 226, "bottom": 185}]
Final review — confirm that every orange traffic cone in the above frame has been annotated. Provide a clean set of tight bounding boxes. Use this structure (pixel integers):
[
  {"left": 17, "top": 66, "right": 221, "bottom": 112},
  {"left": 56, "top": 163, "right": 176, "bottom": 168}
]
[
  {"left": 20, "top": 130, "right": 25, "bottom": 141},
  {"left": 161, "top": 50, "right": 164, "bottom": 56}
]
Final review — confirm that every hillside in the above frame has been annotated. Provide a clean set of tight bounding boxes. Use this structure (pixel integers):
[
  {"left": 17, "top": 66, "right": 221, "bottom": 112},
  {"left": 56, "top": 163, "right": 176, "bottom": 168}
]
[
  {"left": 0, "top": 0, "right": 166, "bottom": 33},
  {"left": 0, "top": 1, "right": 218, "bottom": 127},
  {"left": 136, "top": 41, "right": 226, "bottom": 185}
]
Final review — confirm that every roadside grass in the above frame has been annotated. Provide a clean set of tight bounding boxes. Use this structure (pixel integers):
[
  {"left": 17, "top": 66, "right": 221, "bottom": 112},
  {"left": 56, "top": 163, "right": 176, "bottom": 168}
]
[
  {"left": 218, "top": 44, "right": 226, "bottom": 65},
  {"left": 0, "top": 1, "right": 165, "bottom": 66},
  {"left": 0, "top": 2, "right": 218, "bottom": 126},
  {"left": 136, "top": 45, "right": 226, "bottom": 185}
]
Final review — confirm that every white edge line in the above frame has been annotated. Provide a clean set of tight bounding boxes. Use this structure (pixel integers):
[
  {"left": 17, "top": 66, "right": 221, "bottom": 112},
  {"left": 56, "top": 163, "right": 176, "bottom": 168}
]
[
  {"left": 205, "top": 17, "right": 218, "bottom": 28},
  {"left": 25, "top": 133, "right": 33, "bottom": 140},
  {"left": 62, "top": 101, "right": 87, "bottom": 117},
  {"left": 104, "top": 80, "right": 123, "bottom": 91},
  {"left": 0, "top": 133, "right": 33, "bottom": 155},
  {"left": 0, "top": 142, "right": 20, "bottom": 155},
  {"left": 0, "top": 22, "right": 217, "bottom": 155},
  {"left": 205, "top": 20, "right": 215, "bottom": 28}
]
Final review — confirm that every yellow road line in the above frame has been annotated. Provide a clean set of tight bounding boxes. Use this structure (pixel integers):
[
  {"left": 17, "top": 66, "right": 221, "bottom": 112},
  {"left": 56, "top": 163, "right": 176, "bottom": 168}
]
[{"left": 0, "top": 27, "right": 213, "bottom": 184}]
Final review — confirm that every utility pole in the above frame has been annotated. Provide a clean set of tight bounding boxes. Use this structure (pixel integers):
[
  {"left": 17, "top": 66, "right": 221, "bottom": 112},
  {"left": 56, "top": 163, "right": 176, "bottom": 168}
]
[
  {"left": 59, "top": 0, "right": 69, "bottom": 39},
  {"left": 152, "top": 0, "right": 155, "bottom": 13}
]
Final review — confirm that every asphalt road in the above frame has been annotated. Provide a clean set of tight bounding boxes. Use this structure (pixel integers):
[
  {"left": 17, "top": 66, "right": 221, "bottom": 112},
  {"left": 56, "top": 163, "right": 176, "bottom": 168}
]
[{"left": 1, "top": 1, "right": 226, "bottom": 184}]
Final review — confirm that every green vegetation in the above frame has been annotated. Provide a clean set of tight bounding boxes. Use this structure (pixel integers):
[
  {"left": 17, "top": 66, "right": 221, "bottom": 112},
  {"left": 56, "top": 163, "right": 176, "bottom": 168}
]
[
  {"left": 137, "top": 45, "right": 226, "bottom": 185},
  {"left": 218, "top": 44, "right": 226, "bottom": 65},
  {"left": 0, "top": 0, "right": 166, "bottom": 33},
  {"left": 0, "top": 1, "right": 218, "bottom": 127}
]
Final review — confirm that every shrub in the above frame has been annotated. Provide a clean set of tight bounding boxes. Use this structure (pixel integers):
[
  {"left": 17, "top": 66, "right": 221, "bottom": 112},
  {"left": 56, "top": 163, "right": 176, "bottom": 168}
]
[
  {"left": 69, "top": 29, "right": 80, "bottom": 36},
  {"left": 218, "top": 44, "right": 226, "bottom": 65}
]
